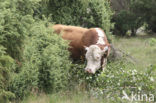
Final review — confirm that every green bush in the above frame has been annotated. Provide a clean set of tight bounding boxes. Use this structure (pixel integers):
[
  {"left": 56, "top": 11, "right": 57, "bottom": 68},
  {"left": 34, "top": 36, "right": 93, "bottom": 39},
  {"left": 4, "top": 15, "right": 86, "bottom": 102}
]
[
  {"left": 9, "top": 20, "right": 72, "bottom": 99},
  {"left": 15, "top": 0, "right": 41, "bottom": 16},
  {"left": 0, "top": 46, "right": 15, "bottom": 102},
  {"left": 88, "top": 60, "right": 156, "bottom": 102},
  {"left": 0, "top": 0, "right": 38, "bottom": 61},
  {"left": 41, "top": 0, "right": 113, "bottom": 37},
  {"left": 131, "top": 0, "right": 156, "bottom": 32},
  {"left": 67, "top": 58, "right": 156, "bottom": 102},
  {"left": 1, "top": 0, "right": 73, "bottom": 100},
  {"left": 2, "top": 0, "right": 156, "bottom": 102},
  {"left": 148, "top": 38, "right": 156, "bottom": 46},
  {"left": 113, "top": 10, "right": 143, "bottom": 36},
  {"left": 68, "top": 58, "right": 156, "bottom": 102},
  {"left": 0, "top": 0, "right": 41, "bottom": 101},
  {"left": 113, "top": 0, "right": 156, "bottom": 36}
]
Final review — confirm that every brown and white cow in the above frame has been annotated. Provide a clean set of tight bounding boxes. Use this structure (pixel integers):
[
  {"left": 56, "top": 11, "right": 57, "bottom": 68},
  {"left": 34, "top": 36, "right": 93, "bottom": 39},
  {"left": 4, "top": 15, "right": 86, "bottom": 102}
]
[{"left": 52, "top": 24, "right": 110, "bottom": 74}]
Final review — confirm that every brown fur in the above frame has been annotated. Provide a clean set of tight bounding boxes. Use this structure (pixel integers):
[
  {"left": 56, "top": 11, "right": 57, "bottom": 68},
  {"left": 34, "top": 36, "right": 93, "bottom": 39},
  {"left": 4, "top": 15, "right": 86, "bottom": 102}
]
[{"left": 52, "top": 24, "right": 110, "bottom": 60}]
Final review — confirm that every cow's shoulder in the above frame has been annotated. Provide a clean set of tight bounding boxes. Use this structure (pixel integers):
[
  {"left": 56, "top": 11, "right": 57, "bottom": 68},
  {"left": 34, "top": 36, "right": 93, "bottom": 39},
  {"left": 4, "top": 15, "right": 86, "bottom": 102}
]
[{"left": 81, "top": 28, "right": 99, "bottom": 47}]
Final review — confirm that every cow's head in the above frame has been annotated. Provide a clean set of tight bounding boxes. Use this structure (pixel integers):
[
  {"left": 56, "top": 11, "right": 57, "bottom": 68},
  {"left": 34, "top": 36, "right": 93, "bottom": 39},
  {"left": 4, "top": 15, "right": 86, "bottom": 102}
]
[{"left": 84, "top": 45, "right": 108, "bottom": 74}]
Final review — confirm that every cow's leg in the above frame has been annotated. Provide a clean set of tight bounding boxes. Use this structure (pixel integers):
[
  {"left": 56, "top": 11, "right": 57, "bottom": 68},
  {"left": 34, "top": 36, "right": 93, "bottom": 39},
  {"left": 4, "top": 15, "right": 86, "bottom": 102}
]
[{"left": 102, "top": 58, "right": 107, "bottom": 71}]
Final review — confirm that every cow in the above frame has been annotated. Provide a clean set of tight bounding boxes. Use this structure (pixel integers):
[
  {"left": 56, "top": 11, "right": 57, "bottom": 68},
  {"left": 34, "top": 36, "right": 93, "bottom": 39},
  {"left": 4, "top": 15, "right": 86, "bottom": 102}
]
[{"left": 52, "top": 24, "right": 111, "bottom": 74}]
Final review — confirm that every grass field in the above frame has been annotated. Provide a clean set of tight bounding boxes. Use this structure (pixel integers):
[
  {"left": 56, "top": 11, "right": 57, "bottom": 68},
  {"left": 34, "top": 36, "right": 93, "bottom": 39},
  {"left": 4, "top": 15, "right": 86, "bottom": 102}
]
[
  {"left": 113, "top": 34, "right": 156, "bottom": 70},
  {"left": 21, "top": 91, "right": 104, "bottom": 103},
  {"left": 21, "top": 34, "right": 156, "bottom": 103}
]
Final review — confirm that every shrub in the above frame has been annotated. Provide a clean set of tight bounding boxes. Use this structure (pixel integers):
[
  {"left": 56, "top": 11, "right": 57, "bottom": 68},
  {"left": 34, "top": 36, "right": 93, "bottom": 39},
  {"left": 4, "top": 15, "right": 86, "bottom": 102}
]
[
  {"left": 0, "top": 0, "right": 38, "bottom": 61},
  {"left": 131, "top": 0, "right": 156, "bottom": 32},
  {"left": 41, "top": 0, "right": 113, "bottom": 38},
  {"left": 148, "top": 38, "right": 156, "bottom": 46},
  {"left": 9, "top": 20, "right": 72, "bottom": 99},
  {"left": 68, "top": 58, "right": 156, "bottom": 102},
  {"left": 87, "top": 0, "right": 114, "bottom": 35},
  {"left": 113, "top": 10, "right": 143, "bottom": 36},
  {"left": 0, "top": 0, "right": 73, "bottom": 100},
  {"left": 15, "top": 0, "right": 41, "bottom": 16},
  {"left": 113, "top": 0, "right": 156, "bottom": 36},
  {"left": 0, "top": 0, "right": 42, "bottom": 101},
  {"left": 89, "top": 60, "right": 156, "bottom": 102},
  {"left": 0, "top": 45, "right": 15, "bottom": 102}
]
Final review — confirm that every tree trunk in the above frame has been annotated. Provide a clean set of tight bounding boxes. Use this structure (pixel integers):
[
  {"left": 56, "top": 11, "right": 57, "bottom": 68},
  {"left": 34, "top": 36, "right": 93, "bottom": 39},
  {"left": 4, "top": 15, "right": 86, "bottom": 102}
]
[{"left": 131, "top": 29, "right": 136, "bottom": 36}]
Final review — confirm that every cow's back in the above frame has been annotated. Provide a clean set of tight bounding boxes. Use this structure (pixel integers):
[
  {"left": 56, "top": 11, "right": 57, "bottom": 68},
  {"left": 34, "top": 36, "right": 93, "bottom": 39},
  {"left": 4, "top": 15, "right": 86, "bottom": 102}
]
[
  {"left": 52, "top": 24, "right": 88, "bottom": 59},
  {"left": 53, "top": 24, "right": 88, "bottom": 40}
]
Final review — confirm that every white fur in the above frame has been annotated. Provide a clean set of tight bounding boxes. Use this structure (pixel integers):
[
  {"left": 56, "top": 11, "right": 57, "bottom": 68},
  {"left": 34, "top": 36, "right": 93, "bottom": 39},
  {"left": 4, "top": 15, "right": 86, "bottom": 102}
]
[
  {"left": 103, "top": 46, "right": 108, "bottom": 51},
  {"left": 84, "top": 45, "right": 103, "bottom": 74},
  {"left": 84, "top": 45, "right": 108, "bottom": 74},
  {"left": 95, "top": 28, "right": 105, "bottom": 45}
]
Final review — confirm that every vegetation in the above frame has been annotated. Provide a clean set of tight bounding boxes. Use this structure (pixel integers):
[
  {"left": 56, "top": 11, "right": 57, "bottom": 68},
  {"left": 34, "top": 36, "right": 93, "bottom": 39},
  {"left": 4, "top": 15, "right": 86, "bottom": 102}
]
[
  {"left": 9, "top": 20, "right": 73, "bottom": 100},
  {"left": 21, "top": 35, "right": 156, "bottom": 103},
  {"left": 131, "top": 0, "right": 156, "bottom": 32},
  {"left": 41, "top": 0, "right": 113, "bottom": 37},
  {"left": 0, "top": 0, "right": 156, "bottom": 103},
  {"left": 112, "top": 0, "right": 156, "bottom": 36},
  {"left": 112, "top": 10, "right": 143, "bottom": 36},
  {"left": 0, "top": 46, "right": 15, "bottom": 103}
]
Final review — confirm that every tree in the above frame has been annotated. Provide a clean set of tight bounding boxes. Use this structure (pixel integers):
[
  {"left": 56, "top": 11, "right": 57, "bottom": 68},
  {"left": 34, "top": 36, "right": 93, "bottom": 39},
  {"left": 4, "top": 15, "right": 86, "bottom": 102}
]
[
  {"left": 112, "top": 0, "right": 156, "bottom": 36},
  {"left": 131, "top": 0, "right": 156, "bottom": 32},
  {"left": 41, "top": 0, "right": 114, "bottom": 38}
]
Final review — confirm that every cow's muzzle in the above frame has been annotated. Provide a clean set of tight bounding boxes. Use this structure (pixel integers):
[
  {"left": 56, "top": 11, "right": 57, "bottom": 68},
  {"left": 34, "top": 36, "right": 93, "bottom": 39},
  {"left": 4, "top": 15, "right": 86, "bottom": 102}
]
[{"left": 85, "top": 68, "right": 94, "bottom": 74}]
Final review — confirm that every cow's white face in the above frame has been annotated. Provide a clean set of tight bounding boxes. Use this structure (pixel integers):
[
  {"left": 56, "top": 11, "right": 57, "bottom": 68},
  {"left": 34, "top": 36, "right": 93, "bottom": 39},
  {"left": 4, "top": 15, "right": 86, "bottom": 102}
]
[{"left": 84, "top": 45, "right": 108, "bottom": 74}]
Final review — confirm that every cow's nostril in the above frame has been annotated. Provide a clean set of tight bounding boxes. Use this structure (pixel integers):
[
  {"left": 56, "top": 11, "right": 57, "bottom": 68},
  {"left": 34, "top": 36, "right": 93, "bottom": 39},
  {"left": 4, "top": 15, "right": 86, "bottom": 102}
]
[{"left": 86, "top": 68, "right": 92, "bottom": 73}]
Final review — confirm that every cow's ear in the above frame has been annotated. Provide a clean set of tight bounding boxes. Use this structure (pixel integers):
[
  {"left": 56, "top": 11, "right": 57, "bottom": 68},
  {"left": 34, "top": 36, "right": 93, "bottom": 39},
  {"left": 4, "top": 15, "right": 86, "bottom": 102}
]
[
  {"left": 84, "top": 46, "right": 89, "bottom": 51},
  {"left": 102, "top": 46, "right": 108, "bottom": 53}
]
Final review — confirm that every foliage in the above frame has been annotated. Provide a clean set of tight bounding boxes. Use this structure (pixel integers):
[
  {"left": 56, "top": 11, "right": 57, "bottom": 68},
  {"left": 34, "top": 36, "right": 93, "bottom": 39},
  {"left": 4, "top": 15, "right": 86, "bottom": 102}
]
[
  {"left": 52, "top": 58, "right": 156, "bottom": 102},
  {"left": 0, "top": 0, "right": 155, "bottom": 102},
  {"left": 15, "top": 0, "right": 41, "bottom": 16},
  {"left": 41, "top": 0, "right": 113, "bottom": 37},
  {"left": 0, "top": 46, "right": 15, "bottom": 102},
  {"left": 113, "top": 10, "right": 143, "bottom": 36},
  {"left": 0, "top": 0, "right": 32, "bottom": 102},
  {"left": 0, "top": 0, "right": 39, "bottom": 62},
  {"left": 1, "top": 0, "right": 73, "bottom": 100},
  {"left": 9, "top": 20, "right": 72, "bottom": 99},
  {"left": 89, "top": 60, "right": 156, "bottom": 102},
  {"left": 98, "top": 61, "right": 156, "bottom": 90},
  {"left": 113, "top": 0, "right": 156, "bottom": 36},
  {"left": 131, "top": 0, "right": 156, "bottom": 32},
  {"left": 147, "top": 38, "right": 156, "bottom": 47}
]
